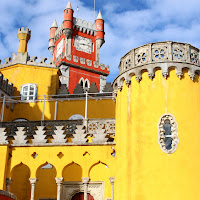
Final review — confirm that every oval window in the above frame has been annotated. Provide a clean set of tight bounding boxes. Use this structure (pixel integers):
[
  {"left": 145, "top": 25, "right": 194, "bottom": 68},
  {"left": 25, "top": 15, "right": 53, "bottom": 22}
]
[{"left": 158, "top": 114, "right": 179, "bottom": 153}]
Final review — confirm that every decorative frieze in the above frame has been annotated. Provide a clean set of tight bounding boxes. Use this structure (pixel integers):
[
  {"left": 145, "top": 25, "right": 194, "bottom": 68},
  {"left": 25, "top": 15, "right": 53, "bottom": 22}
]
[
  {"left": 113, "top": 41, "right": 200, "bottom": 94},
  {"left": 0, "top": 119, "right": 115, "bottom": 146}
]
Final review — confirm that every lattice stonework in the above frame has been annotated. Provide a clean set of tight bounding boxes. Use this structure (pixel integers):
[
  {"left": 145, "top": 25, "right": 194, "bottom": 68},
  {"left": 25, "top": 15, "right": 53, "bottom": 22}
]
[
  {"left": 172, "top": 44, "right": 185, "bottom": 61},
  {"left": 190, "top": 47, "right": 199, "bottom": 65},
  {"left": 135, "top": 48, "right": 148, "bottom": 65},
  {"left": 152, "top": 44, "right": 168, "bottom": 61},
  {"left": 123, "top": 53, "right": 132, "bottom": 71},
  {"left": 157, "top": 114, "right": 179, "bottom": 154}
]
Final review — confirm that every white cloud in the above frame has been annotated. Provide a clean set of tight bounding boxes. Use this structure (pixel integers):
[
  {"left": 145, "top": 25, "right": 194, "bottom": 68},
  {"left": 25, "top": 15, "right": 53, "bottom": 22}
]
[{"left": 1, "top": 0, "right": 200, "bottom": 83}]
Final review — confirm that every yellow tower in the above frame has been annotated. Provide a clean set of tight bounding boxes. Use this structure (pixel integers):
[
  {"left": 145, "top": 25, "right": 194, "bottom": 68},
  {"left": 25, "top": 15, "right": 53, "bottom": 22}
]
[
  {"left": 113, "top": 41, "right": 200, "bottom": 200},
  {"left": 17, "top": 27, "right": 31, "bottom": 53}
]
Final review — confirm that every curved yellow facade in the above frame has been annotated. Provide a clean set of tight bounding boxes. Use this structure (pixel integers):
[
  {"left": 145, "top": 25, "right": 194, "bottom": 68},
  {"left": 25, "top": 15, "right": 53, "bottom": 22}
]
[{"left": 115, "top": 69, "right": 200, "bottom": 200}]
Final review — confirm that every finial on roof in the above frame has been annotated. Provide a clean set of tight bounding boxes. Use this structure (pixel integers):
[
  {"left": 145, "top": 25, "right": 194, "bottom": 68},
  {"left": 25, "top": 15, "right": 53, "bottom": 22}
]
[
  {"left": 66, "top": 0, "right": 72, "bottom": 9},
  {"left": 97, "top": 10, "right": 103, "bottom": 20},
  {"left": 51, "top": 19, "right": 58, "bottom": 28}
]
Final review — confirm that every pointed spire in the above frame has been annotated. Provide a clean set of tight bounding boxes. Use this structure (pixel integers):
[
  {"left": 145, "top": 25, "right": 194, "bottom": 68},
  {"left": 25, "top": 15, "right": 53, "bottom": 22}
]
[
  {"left": 66, "top": 0, "right": 72, "bottom": 9},
  {"left": 51, "top": 19, "right": 58, "bottom": 28},
  {"left": 97, "top": 10, "right": 103, "bottom": 20}
]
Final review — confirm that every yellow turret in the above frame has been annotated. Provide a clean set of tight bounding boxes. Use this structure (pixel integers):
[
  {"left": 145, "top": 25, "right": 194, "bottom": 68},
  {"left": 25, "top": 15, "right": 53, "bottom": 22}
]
[{"left": 17, "top": 27, "right": 31, "bottom": 53}]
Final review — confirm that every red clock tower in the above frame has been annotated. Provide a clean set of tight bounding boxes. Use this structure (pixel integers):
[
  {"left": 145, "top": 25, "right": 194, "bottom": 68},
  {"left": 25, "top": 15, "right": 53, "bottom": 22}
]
[{"left": 48, "top": 0, "right": 109, "bottom": 94}]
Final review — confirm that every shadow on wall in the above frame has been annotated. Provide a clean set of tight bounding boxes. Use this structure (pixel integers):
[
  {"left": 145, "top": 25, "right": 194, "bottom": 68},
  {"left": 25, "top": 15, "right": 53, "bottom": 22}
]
[
  {"left": 10, "top": 163, "right": 31, "bottom": 200},
  {"left": 35, "top": 162, "right": 57, "bottom": 200},
  {"left": 62, "top": 162, "right": 82, "bottom": 181}
]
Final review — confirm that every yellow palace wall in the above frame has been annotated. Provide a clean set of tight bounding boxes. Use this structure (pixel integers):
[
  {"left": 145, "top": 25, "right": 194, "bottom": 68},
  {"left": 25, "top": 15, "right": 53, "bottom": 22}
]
[
  {"left": 0, "top": 63, "right": 116, "bottom": 200},
  {"left": 115, "top": 69, "right": 200, "bottom": 200},
  {"left": 6, "top": 145, "right": 116, "bottom": 200},
  {"left": 0, "top": 64, "right": 115, "bottom": 121}
]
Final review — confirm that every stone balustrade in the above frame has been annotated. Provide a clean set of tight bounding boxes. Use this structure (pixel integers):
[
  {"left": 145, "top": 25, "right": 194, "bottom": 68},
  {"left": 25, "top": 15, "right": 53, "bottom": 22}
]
[
  {"left": 113, "top": 41, "right": 200, "bottom": 92},
  {"left": 0, "top": 119, "right": 115, "bottom": 146}
]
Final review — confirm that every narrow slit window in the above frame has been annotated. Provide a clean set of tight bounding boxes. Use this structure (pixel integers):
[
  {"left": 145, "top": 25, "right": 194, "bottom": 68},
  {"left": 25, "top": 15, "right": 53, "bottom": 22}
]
[{"left": 163, "top": 120, "right": 172, "bottom": 150}]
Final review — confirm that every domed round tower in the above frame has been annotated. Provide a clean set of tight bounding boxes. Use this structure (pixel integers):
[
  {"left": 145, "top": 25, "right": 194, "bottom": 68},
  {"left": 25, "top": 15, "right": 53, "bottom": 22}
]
[{"left": 113, "top": 41, "right": 200, "bottom": 200}]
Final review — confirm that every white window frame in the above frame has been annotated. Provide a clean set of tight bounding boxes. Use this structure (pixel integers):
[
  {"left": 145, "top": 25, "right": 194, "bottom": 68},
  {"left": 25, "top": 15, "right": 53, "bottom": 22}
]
[
  {"left": 157, "top": 113, "right": 179, "bottom": 154},
  {"left": 20, "top": 83, "right": 38, "bottom": 101},
  {"left": 84, "top": 78, "right": 90, "bottom": 90}
]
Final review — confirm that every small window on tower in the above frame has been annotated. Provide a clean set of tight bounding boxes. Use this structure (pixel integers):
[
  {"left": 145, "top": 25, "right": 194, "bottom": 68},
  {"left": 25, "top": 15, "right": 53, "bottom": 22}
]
[
  {"left": 91, "top": 43, "right": 94, "bottom": 52},
  {"left": 158, "top": 114, "right": 179, "bottom": 154},
  {"left": 163, "top": 120, "right": 172, "bottom": 150},
  {"left": 73, "top": 37, "right": 75, "bottom": 46}
]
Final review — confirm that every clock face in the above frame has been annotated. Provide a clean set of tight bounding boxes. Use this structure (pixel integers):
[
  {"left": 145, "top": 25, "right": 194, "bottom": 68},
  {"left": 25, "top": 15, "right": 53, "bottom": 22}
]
[{"left": 75, "top": 36, "right": 92, "bottom": 54}]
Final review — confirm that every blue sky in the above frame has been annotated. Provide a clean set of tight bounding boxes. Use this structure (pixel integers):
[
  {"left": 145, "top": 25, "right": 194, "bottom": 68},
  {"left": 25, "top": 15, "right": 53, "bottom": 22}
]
[{"left": 1, "top": 0, "right": 200, "bottom": 82}]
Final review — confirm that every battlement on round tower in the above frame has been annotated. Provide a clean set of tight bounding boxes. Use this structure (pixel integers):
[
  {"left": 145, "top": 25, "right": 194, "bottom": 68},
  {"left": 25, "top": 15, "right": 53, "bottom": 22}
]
[
  {"left": 18, "top": 27, "right": 31, "bottom": 36},
  {"left": 113, "top": 41, "right": 200, "bottom": 92}
]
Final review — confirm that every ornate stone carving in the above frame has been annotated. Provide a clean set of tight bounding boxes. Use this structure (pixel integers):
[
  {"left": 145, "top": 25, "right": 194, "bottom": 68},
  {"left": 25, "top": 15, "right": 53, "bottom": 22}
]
[
  {"left": 153, "top": 47, "right": 167, "bottom": 60},
  {"left": 0, "top": 119, "right": 115, "bottom": 146},
  {"left": 71, "top": 125, "right": 87, "bottom": 144},
  {"left": 0, "top": 127, "right": 8, "bottom": 144},
  {"left": 33, "top": 126, "right": 47, "bottom": 144},
  {"left": 94, "top": 61, "right": 99, "bottom": 68},
  {"left": 100, "top": 63, "right": 105, "bottom": 70},
  {"left": 62, "top": 181, "right": 104, "bottom": 200},
  {"left": 73, "top": 55, "right": 79, "bottom": 63},
  {"left": 52, "top": 126, "right": 67, "bottom": 144},
  {"left": 87, "top": 59, "right": 92, "bottom": 67},
  {"left": 66, "top": 54, "right": 72, "bottom": 61},
  {"left": 80, "top": 58, "right": 85, "bottom": 64},
  {"left": 190, "top": 47, "right": 199, "bottom": 64},
  {"left": 12, "top": 127, "right": 27, "bottom": 145},
  {"left": 114, "top": 41, "right": 200, "bottom": 93},
  {"left": 173, "top": 45, "right": 185, "bottom": 61},
  {"left": 157, "top": 114, "right": 179, "bottom": 154}
]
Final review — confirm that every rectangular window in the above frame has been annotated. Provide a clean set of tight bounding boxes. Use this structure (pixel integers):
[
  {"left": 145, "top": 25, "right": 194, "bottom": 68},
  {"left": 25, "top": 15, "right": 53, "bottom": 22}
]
[{"left": 21, "top": 84, "right": 37, "bottom": 101}]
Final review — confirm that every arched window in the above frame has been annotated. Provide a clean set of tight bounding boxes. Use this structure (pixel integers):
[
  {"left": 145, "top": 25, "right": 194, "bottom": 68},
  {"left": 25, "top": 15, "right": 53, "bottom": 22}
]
[
  {"left": 80, "top": 80, "right": 83, "bottom": 87},
  {"left": 79, "top": 78, "right": 90, "bottom": 91},
  {"left": 69, "top": 114, "right": 84, "bottom": 120},
  {"left": 71, "top": 192, "right": 94, "bottom": 200},
  {"left": 79, "top": 78, "right": 85, "bottom": 88},
  {"left": 84, "top": 79, "right": 90, "bottom": 91},
  {"left": 20, "top": 83, "right": 37, "bottom": 101},
  {"left": 158, "top": 114, "right": 179, "bottom": 154}
]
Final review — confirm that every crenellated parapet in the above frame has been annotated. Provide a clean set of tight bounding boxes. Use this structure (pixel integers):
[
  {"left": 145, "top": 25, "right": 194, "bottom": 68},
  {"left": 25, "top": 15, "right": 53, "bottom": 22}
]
[
  {"left": 113, "top": 41, "right": 200, "bottom": 94},
  {"left": 0, "top": 119, "right": 115, "bottom": 146},
  {"left": 73, "top": 18, "right": 96, "bottom": 36},
  {"left": 18, "top": 27, "right": 31, "bottom": 35},
  {"left": 54, "top": 18, "right": 97, "bottom": 42},
  {"left": 0, "top": 74, "right": 14, "bottom": 96},
  {"left": 0, "top": 52, "right": 56, "bottom": 69}
]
